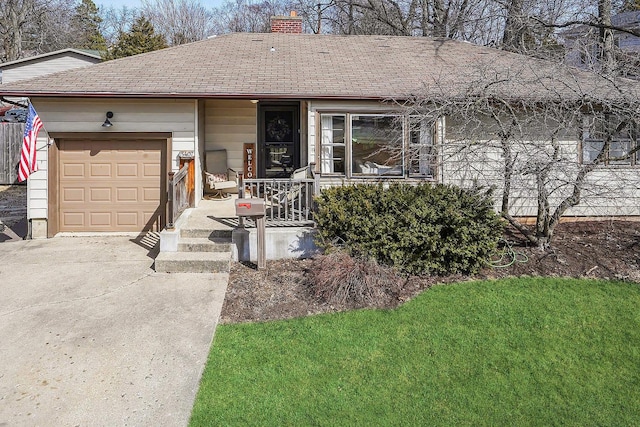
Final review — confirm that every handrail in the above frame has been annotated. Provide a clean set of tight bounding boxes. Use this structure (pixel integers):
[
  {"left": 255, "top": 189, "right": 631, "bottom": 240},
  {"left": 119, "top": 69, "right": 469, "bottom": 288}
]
[
  {"left": 166, "top": 164, "right": 190, "bottom": 229},
  {"left": 241, "top": 177, "right": 317, "bottom": 223}
]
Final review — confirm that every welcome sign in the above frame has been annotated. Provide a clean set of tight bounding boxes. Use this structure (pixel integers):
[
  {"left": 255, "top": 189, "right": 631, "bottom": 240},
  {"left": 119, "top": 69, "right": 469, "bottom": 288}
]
[{"left": 243, "top": 143, "right": 256, "bottom": 179}]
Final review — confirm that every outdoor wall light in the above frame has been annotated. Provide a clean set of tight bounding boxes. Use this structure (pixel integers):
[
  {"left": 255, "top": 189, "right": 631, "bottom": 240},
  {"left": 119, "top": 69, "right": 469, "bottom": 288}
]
[
  {"left": 250, "top": 100, "right": 259, "bottom": 104},
  {"left": 102, "top": 111, "right": 114, "bottom": 127}
]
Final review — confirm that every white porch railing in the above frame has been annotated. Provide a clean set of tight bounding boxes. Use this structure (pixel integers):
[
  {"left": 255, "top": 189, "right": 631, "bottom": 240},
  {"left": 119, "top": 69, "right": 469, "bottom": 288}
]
[{"left": 239, "top": 176, "right": 317, "bottom": 224}]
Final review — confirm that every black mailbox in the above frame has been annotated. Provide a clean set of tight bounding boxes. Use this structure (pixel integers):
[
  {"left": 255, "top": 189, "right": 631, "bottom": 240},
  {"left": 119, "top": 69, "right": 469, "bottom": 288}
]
[{"left": 235, "top": 199, "right": 266, "bottom": 216}]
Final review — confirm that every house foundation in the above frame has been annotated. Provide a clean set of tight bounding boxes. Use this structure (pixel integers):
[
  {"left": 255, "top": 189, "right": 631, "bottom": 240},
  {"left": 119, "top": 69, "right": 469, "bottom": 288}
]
[{"left": 232, "top": 226, "right": 318, "bottom": 262}]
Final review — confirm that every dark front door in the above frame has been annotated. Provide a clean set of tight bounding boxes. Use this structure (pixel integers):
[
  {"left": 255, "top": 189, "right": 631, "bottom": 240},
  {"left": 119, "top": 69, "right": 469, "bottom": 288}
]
[{"left": 258, "top": 104, "right": 300, "bottom": 178}]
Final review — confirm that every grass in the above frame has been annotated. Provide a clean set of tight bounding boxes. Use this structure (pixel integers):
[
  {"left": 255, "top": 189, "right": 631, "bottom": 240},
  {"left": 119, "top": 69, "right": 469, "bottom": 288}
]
[{"left": 190, "top": 278, "right": 640, "bottom": 426}]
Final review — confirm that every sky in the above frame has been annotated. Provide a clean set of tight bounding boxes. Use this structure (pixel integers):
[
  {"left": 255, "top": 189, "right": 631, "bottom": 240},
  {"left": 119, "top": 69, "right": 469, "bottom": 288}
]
[{"left": 96, "top": 0, "right": 224, "bottom": 10}]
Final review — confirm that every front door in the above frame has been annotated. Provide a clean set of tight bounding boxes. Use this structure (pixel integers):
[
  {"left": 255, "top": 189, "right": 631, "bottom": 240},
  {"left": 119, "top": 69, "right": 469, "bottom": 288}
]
[{"left": 258, "top": 104, "right": 300, "bottom": 178}]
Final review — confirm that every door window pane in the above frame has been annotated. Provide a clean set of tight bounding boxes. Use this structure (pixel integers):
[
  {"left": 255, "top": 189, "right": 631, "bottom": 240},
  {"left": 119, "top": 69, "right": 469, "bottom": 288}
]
[
  {"left": 265, "top": 111, "right": 294, "bottom": 143},
  {"left": 265, "top": 144, "right": 294, "bottom": 178}
]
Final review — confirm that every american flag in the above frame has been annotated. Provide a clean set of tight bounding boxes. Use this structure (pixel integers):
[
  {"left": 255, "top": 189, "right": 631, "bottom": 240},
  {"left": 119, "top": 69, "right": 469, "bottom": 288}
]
[{"left": 18, "top": 103, "right": 43, "bottom": 182}]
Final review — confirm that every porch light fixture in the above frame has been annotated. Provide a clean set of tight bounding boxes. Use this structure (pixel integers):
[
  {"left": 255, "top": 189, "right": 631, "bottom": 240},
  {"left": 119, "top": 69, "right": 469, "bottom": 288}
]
[
  {"left": 102, "top": 111, "right": 114, "bottom": 127},
  {"left": 250, "top": 99, "right": 259, "bottom": 104}
]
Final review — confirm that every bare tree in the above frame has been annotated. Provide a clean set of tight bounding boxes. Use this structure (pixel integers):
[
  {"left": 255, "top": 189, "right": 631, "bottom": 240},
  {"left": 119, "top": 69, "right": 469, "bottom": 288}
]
[
  {"left": 399, "top": 59, "right": 640, "bottom": 248},
  {"left": 100, "top": 5, "right": 139, "bottom": 47},
  {"left": 325, "top": 0, "right": 475, "bottom": 36},
  {"left": 26, "top": 0, "right": 76, "bottom": 54},
  {"left": 211, "top": 0, "right": 295, "bottom": 33},
  {"left": 141, "top": 0, "right": 215, "bottom": 44},
  {"left": 598, "top": 0, "right": 616, "bottom": 73},
  {"left": 0, "top": 0, "right": 103, "bottom": 61},
  {"left": 0, "top": 0, "right": 40, "bottom": 61}
]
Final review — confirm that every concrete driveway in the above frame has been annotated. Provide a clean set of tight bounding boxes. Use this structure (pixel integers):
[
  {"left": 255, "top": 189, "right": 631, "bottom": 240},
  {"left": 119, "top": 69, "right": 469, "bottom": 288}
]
[{"left": 0, "top": 235, "right": 228, "bottom": 426}]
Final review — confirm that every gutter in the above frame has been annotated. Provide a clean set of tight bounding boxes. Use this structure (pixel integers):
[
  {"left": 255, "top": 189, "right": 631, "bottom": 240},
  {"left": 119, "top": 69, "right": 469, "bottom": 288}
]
[{"left": 0, "top": 91, "right": 394, "bottom": 102}]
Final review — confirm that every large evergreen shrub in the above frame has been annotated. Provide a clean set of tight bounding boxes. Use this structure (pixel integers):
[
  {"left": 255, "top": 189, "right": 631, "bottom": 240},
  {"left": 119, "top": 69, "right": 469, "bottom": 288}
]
[{"left": 314, "top": 183, "right": 503, "bottom": 275}]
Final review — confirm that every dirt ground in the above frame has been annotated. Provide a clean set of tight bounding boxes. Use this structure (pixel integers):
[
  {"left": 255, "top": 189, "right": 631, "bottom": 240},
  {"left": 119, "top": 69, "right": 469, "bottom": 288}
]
[{"left": 222, "top": 221, "right": 640, "bottom": 324}]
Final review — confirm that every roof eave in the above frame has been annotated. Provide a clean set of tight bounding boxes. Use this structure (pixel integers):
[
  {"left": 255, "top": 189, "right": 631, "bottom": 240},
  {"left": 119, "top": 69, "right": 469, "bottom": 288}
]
[
  {"left": 0, "top": 91, "right": 395, "bottom": 101},
  {"left": 0, "top": 48, "right": 101, "bottom": 68}
]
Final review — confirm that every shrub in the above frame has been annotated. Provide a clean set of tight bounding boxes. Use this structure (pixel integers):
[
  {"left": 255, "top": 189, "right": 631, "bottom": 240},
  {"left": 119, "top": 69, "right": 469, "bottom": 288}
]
[
  {"left": 307, "top": 251, "right": 404, "bottom": 306},
  {"left": 314, "top": 183, "right": 503, "bottom": 275}
]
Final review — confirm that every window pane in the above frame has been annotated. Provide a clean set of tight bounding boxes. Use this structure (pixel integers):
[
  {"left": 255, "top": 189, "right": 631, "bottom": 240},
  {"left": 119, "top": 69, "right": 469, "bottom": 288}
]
[
  {"left": 320, "top": 114, "right": 345, "bottom": 174},
  {"left": 409, "top": 145, "right": 434, "bottom": 176},
  {"left": 409, "top": 118, "right": 434, "bottom": 177},
  {"left": 610, "top": 139, "right": 632, "bottom": 165},
  {"left": 351, "top": 115, "right": 403, "bottom": 176},
  {"left": 583, "top": 139, "right": 604, "bottom": 163}
]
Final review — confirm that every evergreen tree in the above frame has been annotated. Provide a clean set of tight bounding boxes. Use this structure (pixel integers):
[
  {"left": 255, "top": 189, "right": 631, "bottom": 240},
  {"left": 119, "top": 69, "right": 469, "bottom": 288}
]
[
  {"left": 71, "top": 0, "right": 107, "bottom": 51},
  {"left": 104, "top": 16, "right": 167, "bottom": 60}
]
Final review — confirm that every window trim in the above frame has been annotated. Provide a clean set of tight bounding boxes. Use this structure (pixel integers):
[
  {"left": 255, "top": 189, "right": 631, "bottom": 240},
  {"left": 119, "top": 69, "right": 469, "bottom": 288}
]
[
  {"left": 319, "top": 113, "right": 347, "bottom": 175},
  {"left": 317, "top": 111, "right": 437, "bottom": 179},
  {"left": 580, "top": 114, "right": 639, "bottom": 166},
  {"left": 581, "top": 138, "right": 638, "bottom": 166}
]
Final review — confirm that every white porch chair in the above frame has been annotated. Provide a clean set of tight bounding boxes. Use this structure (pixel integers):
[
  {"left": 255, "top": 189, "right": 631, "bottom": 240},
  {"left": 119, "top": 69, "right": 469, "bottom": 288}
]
[{"left": 204, "top": 149, "right": 238, "bottom": 199}]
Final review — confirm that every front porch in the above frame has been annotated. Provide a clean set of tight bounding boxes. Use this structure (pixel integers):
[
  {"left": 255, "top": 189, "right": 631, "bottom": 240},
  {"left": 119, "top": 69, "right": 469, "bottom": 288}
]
[{"left": 157, "top": 193, "right": 318, "bottom": 273}]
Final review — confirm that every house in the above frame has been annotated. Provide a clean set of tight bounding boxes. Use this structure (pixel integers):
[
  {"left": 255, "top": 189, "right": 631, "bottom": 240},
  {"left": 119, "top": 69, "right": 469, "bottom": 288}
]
[
  {"left": 562, "top": 11, "right": 640, "bottom": 78},
  {"left": 0, "top": 49, "right": 103, "bottom": 184},
  {"left": 0, "top": 48, "right": 102, "bottom": 85},
  {"left": 0, "top": 14, "right": 638, "bottom": 259}
]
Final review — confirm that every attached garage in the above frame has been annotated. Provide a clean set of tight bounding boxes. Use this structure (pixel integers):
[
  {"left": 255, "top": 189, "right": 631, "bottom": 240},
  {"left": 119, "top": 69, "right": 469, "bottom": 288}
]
[{"left": 48, "top": 134, "right": 170, "bottom": 235}]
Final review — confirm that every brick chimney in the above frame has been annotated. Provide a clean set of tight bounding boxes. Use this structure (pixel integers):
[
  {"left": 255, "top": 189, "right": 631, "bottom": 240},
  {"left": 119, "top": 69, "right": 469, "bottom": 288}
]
[{"left": 270, "top": 11, "right": 303, "bottom": 34}]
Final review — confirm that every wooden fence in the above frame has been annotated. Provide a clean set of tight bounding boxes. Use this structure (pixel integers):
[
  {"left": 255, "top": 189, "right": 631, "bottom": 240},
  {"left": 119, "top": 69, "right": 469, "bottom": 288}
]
[{"left": 0, "top": 123, "right": 25, "bottom": 184}]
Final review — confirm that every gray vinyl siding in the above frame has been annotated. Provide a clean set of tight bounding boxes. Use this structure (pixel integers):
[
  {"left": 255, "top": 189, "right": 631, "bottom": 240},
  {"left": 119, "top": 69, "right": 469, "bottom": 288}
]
[{"left": 1, "top": 53, "right": 100, "bottom": 84}]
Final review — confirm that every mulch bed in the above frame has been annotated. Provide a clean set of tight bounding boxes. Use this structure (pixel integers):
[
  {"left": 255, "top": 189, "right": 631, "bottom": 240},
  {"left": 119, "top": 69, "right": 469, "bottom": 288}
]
[{"left": 221, "top": 221, "right": 640, "bottom": 324}]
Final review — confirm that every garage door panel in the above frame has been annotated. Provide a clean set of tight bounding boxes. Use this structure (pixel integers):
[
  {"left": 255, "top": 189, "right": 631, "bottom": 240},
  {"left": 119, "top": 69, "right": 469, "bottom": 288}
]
[
  {"left": 90, "top": 163, "right": 112, "bottom": 177},
  {"left": 117, "top": 164, "right": 138, "bottom": 177},
  {"left": 62, "top": 212, "right": 85, "bottom": 227},
  {"left": 59, "top": 138, "right": 165, "bottom": 233},
  {"left": 143, "top": 163, "right": 160, "bottom": 177},
  {"left": 63, "top": 187, "right": 86, "bottom": 202},
  {"left": 90, "top": 212, "right": 112, "bottom": 227},
  {"left": 116, "top": 187, "right": 138, "bottom": 202},
  {"left": 142, "top": 210, "right": 159, "bottom": 226},
  {"left": 116, "top": 212, "right": 138, "bottom": 227},
  {"left": 63, "top": 164, "right": 85, "bottom": 177},
  {"left": 142, "top": 187, "right": 160, "bottom": 202},
  {"left": 90, "top": 188, "right": 112, "bottom": 202}
]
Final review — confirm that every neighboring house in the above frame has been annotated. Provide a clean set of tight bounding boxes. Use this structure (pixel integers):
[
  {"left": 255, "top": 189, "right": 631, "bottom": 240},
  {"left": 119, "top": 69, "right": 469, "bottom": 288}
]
[
  {"left": 0, "top": 14, "right": 638, "bottom": 243},
  {"left": 0, "top": 49, "right": 102, "bottom": 184},
  {"left": 562, "top": 11, "right": 640, "bottom": 78},
  {"left": 0, "top": 48, "right": 102, "bottom": 85}
]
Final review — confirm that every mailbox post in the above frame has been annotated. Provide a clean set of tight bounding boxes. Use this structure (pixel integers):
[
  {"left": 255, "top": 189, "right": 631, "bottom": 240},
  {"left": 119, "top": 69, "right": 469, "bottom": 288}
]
[{"left": 235, "top": 199, "right": 266, "bottom": 269}]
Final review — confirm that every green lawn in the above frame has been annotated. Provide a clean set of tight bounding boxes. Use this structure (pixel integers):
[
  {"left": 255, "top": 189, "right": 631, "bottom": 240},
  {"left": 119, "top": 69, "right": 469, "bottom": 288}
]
[{"left": 190, "top": 278, "right": 640, "bottom": 426}]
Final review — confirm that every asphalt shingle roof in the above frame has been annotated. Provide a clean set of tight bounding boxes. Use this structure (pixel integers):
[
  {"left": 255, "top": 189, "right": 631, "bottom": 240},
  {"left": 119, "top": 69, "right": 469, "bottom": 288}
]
[{"left": 1, "top": 33, "right": 637, "bottom": 101}]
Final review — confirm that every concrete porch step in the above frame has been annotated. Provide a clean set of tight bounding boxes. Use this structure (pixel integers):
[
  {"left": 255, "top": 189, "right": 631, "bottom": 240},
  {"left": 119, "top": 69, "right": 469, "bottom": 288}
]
[
  {"left": 180, "top": 227, "right": 233, "bottom": 239},
  {"left": 155, "top": 251, "right": 231, "bottom": 273},
  {"left": 178, "top": 237, "right": 233, "bottom": 252}
]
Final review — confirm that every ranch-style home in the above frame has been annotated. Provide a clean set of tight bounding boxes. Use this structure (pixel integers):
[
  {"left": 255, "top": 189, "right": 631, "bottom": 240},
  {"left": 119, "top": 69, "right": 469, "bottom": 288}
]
[{"left": 1, "top": 14, "right": 639, "bottom": 267}]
